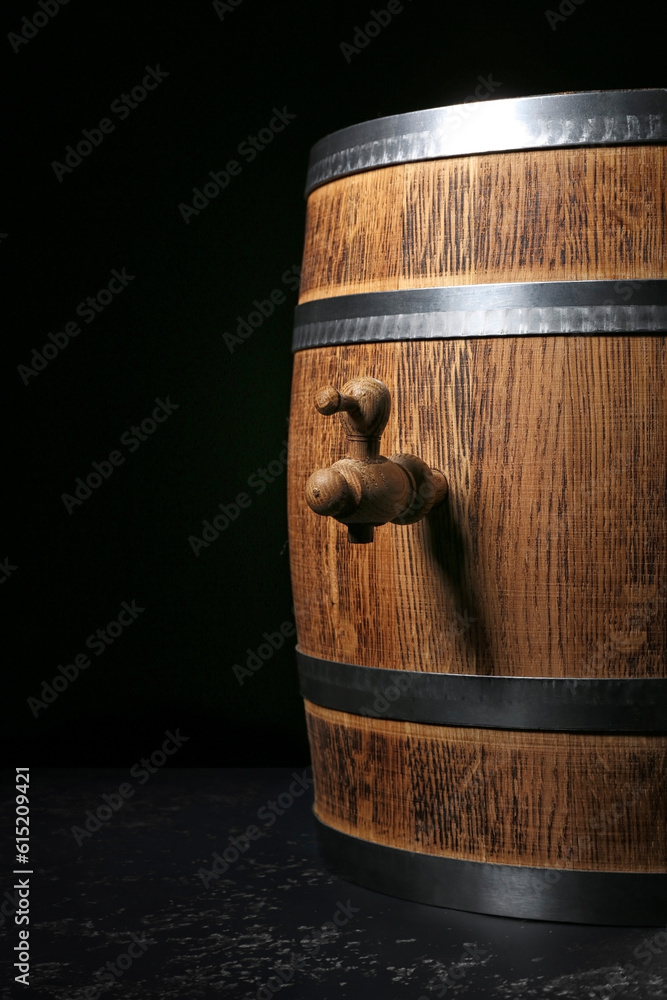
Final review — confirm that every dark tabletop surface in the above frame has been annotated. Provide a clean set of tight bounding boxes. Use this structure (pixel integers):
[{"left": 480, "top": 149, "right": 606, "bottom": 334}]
[{"left": 1, "top": 768, "right": 666, "bottom": 999}]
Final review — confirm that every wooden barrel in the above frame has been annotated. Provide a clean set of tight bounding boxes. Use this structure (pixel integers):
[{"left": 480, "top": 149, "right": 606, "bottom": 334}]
[{"left": 287, "top": 90, "right": 667, "bottom": 924}]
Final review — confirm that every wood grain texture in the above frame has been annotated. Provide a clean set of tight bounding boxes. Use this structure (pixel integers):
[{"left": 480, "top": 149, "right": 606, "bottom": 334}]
[
  {"left": 288, "top": 337, "right": 667, "bottom": 678},
  {"left": 298, "top": 146, "right": 667, "bottom": 302},
  {"left": 305, "top": 701, "right": 667, "bottom": 872},
  {"left": 290, "top": 135, "right": 666, "bottom": 882}
]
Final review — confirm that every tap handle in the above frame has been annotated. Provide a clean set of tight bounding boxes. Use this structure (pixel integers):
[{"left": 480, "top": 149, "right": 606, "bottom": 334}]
[
  {"left": 314, "top": 377, "right": 390, "bottom": 460},
  {"left": 306, "top": 376, "right": 448, "bottom": 543}
]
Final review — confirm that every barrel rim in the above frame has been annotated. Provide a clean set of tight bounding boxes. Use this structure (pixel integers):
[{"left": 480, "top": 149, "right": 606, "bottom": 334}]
[
  {"left": 314, "top": 814, "right": 667, "bottom": 925},
  {"left": 305, "top": 88, "right": 667, "bottom": 196},
  {"left": 298, "top": 650, "right": 667, "bottom": 732}
]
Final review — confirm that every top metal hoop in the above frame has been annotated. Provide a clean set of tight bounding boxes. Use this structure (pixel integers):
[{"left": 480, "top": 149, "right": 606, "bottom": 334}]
[{"left": 305, "top": 89, "right": 667, "bottom": 196}]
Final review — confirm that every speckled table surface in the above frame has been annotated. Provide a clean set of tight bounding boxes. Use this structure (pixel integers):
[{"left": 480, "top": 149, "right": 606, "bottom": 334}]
[{"left": 1, "top": 768, "right": 666, "bottom": 999}]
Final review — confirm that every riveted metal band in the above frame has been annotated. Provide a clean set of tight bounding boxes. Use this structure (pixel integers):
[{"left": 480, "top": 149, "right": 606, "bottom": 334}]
[
  {"left": 305, "top": 89, "right": 667, "bottom": 195},
  {"left": 313, "top": 815, "right": 667, "bottom": 925},
  {"left": 292, "top": 281, "right": 667, "bottom": 351},
  {"left": 297, "top": 650, "right": 667, "bottom": 733}
]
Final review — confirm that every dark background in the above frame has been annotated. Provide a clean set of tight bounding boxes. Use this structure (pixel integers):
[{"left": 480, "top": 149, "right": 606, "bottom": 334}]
[{"left": 3, "top": 0, "right": 663, "bottom": 767}]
